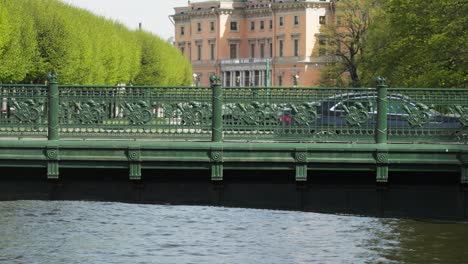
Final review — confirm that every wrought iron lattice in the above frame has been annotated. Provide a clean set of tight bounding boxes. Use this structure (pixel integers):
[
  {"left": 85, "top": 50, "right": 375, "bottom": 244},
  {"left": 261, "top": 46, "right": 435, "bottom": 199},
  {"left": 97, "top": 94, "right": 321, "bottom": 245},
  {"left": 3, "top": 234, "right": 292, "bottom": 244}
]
[
  {"left": 58, "top": 86, "right": 213, "bottom": 139},
  {"left": 223, "top": 87, "right": 377, "bottom": 142},
  {"left": 1, "top": 83, "right": 467, "bottom": 143},
  {"left": 0, "top": 84, "right": 48, "bottom": 137},
  {"left": 387, "top": 88, "right": 468, "bottom": 143}
]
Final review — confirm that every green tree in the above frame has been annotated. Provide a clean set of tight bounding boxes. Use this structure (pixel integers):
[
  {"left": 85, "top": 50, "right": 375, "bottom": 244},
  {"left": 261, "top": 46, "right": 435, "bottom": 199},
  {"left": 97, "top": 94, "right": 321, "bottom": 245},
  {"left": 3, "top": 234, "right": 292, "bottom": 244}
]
[
  {"left": 134, "top": 31, "right": 191, "bottom": 86},
  {"left": 0, "top": 0, "right": 39, "bottom": 83},
  {"left": 320, "top": 0, "right": 380, "bottom": 87},
  {"left": 361, "top": 0, "right": 468, "bottom": 88},
  {"left": 0, "top": 0, "right": 190, "bottom": 85}
]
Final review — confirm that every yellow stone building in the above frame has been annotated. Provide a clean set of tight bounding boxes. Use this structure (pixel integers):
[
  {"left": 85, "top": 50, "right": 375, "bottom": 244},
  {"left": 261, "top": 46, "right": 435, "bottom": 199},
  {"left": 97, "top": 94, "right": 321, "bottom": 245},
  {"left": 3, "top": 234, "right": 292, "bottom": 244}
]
[{"left": 172, "top": 0, "right": 336, "bottom": 87}]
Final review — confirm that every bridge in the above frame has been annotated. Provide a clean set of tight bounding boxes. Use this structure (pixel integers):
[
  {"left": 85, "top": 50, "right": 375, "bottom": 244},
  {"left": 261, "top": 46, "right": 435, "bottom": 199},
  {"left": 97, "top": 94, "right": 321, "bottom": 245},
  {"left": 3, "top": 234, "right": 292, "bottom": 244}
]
[{"left": 1, "top": 75, "right": 467, "bottom": 220}]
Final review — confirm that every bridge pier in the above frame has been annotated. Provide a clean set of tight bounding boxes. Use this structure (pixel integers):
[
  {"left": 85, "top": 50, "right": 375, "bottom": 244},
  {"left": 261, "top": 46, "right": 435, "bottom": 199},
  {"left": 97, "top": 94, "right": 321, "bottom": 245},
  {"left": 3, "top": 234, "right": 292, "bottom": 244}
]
[
  {"left": 375, "top": 152, "right": 389, "bottom": 183},
  {"left": 128, "top": 147, "right": 142, "bottom": 180},
  {"left": 46, "top": 147, "right": 59, "bottom": 180},
  {"left": 210, "top": 148, "right": 223, "bottom": 181},
  {"left": 294, "top": 148, "right": 308, "bottom": 182}
]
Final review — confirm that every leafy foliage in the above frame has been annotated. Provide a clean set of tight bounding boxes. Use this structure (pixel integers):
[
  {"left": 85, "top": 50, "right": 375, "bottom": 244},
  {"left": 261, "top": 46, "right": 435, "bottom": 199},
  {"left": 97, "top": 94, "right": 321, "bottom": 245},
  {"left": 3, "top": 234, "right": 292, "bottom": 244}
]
[
  {"left": 362, "top": 0, "right": 467, "bottom": 88},
  {"left": 321, "top": 0, "right": 467, "bottom": 88},
  {"left": 0, "top": 0, "right": 191, "bottom": 85},
  {"left": 320, "top": 0, "right": 379, "bottom": 87}
]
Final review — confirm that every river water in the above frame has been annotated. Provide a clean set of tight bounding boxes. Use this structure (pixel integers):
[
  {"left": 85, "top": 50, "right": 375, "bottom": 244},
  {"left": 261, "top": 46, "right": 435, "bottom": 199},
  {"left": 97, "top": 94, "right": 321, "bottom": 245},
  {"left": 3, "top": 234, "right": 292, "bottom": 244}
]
[{"left": 0, "top": 201, "right": 466, "bottom": 264}]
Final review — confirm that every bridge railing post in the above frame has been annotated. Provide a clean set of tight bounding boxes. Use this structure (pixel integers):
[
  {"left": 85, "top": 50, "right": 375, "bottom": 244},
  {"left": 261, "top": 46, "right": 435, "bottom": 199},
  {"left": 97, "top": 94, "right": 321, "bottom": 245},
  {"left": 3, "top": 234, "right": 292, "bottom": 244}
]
[
  {"left": 210, "top": 75, "right": 223, "bottom": 143},
  {"left": 47, "top": 73, "right": 59, "bottom": 141},
  {"left": 376, "top": 77, "right": 388, "bottom": 144},
  {"left": 375, "top": 77, "right": 388, "bottom": 183}
]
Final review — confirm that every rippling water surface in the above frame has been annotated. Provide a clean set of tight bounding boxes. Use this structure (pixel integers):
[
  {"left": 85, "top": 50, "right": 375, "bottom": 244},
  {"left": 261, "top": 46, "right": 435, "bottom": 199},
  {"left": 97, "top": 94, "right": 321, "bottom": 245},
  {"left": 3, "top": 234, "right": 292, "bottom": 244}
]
[{"left": 0, "top": 201, "right": 466, "bottom": 264}]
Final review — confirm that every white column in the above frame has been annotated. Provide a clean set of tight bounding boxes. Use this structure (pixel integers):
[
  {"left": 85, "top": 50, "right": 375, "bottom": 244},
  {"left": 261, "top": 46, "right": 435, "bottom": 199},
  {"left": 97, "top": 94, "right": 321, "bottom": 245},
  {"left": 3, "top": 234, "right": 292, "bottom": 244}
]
[
  {"left": 241, "top": 71, "right": 245, "bottom": 86},
  {"left": 230, "top": 71, "right": 234, "bottom": 87}
]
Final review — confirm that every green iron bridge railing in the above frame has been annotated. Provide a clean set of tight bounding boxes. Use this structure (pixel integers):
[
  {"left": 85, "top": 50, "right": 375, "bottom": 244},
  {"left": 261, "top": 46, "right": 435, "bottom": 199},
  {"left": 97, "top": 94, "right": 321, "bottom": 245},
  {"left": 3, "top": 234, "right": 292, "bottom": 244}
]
[
  {"left": 0, "top": 76, "right": 467, "bottom": 144},
  {"left": 0, "top": 74, "right": 467, "bottom": 185}
]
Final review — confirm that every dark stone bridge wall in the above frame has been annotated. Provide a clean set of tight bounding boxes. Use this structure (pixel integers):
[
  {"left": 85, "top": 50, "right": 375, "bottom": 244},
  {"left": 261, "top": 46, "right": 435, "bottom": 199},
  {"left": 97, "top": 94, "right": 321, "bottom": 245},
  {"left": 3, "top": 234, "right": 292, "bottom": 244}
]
[{"left": 1, "top": 168, "right": 466, "bottom": 221}]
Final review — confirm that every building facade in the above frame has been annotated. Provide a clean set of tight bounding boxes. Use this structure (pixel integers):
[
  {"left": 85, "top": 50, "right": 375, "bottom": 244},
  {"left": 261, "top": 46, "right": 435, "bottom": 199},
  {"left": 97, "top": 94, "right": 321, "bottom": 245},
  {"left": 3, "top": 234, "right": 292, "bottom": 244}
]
[{"left": 172, "top": 0, "right": 336, "bottom": 87}]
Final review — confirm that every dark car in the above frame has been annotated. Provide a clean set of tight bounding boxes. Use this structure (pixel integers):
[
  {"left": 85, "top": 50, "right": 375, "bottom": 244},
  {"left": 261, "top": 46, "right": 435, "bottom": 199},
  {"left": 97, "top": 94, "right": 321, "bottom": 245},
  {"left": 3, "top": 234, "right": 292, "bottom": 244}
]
[{"left": 278, "top": 92, "right": 462, "bottom": 132}]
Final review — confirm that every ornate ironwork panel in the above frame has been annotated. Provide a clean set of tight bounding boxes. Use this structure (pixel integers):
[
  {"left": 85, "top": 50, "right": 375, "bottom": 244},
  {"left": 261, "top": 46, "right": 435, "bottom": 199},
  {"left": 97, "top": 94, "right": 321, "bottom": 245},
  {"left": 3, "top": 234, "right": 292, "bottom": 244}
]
[
  {"left": 387, "top": 88, "right": 468, "bottom": 143},
  {"left": 58, "top": 86, "right": 212, "bottom": 139},
  {"left": 0, "top": 84, "right": 48, "bottom": 137},
  {"left": 223, "top": 87, "right": 377, "bottom": 142},
  {"left": 2, "top": 83, "right": 467, "bottom": 144}
]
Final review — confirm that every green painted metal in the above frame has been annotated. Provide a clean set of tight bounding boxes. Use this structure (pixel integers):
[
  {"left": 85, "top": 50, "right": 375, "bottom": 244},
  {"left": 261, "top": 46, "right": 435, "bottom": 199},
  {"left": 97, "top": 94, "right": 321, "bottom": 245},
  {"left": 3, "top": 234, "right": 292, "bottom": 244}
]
[
  {"left": 375, "top": 77, "right": 388, "bottom": 182},
  {"left": 210, "top": 75, "right": 223, "bottom": 143},
  {"left": 48, "top": 73, "right": 60, "bottom": 141},
  {"left": 46, "top": 147, "right": 59, "bottom": 179},
  {"left": 0, "top": 84, "right": 48, "bottom": 137},
  {"left": 376, "top": 77, "right": 388, "bottom": 144},
  {"left": 1, "top": 78, "right": 468, "bottom": 183},
  {"left": 0, "top": 140, "right": 465, "bottom": 181},
  {"left": 295, "top": 148, "right": 308, "bottom": 181},
  {"left": 1, "top": 79, "right": 467, "bottom": 144}
]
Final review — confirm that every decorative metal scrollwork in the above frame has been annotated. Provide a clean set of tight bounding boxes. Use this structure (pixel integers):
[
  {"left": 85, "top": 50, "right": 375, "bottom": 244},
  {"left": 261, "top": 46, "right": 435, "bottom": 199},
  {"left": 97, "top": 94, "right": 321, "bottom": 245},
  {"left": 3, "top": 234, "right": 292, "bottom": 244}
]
[
  {"left": 75, "top": 100, "right": 106, "bottom": 124},
  {"left": 123, "top": 101, "right": 152, "bottom": 125},
  {"left": 403, "top": 103, "right": 431, "bottom": 127},
  {"left": 288, "top": 103, "right": 319, "bottom": 126},
  {"left": 342, "top": 103, "right": 369, "bottom": 127},
  {"left": 451, "top": 105, "right": 468, "bottom": 127},
  {"left": 11, "top": 99, "right": 42, "bottom": 124},
  {"left": 178, "top": 102, "right": 211, "bottom": 126},
  {"left": 226, "top": 102, "right": 278, "bottom": 126},
  {"left": 312, "top": 130, "right": 337, "bottom": 137},
  {"left": 162, "top": 104, "right": 177, "bottom": 119}
]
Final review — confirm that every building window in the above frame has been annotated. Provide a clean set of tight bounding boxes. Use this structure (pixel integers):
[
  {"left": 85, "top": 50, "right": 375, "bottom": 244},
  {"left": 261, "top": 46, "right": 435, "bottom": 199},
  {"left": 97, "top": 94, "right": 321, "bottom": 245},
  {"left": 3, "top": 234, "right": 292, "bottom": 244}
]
[
  {"left": 250, "top": 43, "right": 255, "bottom": 58},
  {"left": 269, "top": 42, "right": 273, "bottom": 58},
  {"left": 293, "top": 39, "right": 299, "bottom": 56},
  {"left": 279, "top": 17, "right": 284, "bottom": 27},
  {"left": 230, "top": 44, "right": 237, "bottom": 59},
  {"left": 197, "top": 44, "right": 202, "bottom": 61},
  {"left": 210, "top": 21, "right": 215, "bottom": 31},
  {"left": 294, "top": 16, "right": 299, "bottom": 26},
  {"left": 180, "top": 26, "right": 185, "bottom": 36},
  {"left": 230, "top": 21, "right": 238, "bottom": 31},
  {"left": 279, "top": 40, "right": 284, "bottom": 57},
  {"left": 260, "top": 21, "right": 264, "bottom": 30},
  {"left": 250, "top": 21, "right": 255, "bottom": 31},
  {"left": 180, "top": 46, "right": 185, "bottom": 54},
  {"left": 210, "top": 43, "right": 215, "bottom": 60},
  {"left": 269, "top": 20, "right": 273, "bottom": 30},
  {"left": 260, "top": 43, "right": 265, "bottom": 58},
  {"left": 319, "top": 16, "right": 326, "bottom": 25},
  {"left": 278, "top": 75, "right": 283, "bottom": 86},
  {"left": 197, "top": 22, "right": 202, "bottom": 32}
]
